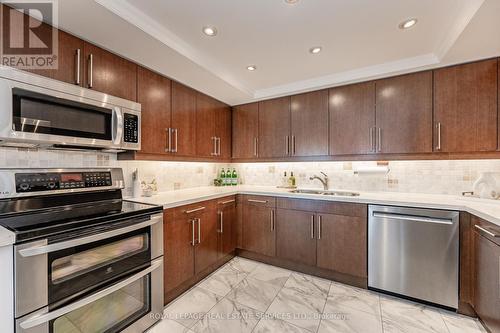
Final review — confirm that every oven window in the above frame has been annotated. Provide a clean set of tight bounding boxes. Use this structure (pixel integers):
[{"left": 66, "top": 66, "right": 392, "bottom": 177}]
[
  {"left": 51, "top": 275, "right": 150, "bottom": 333},
  {"left": 12, "top": 88, "right": 112, "bottom": 140},
  {"left": 51, "top": 234, "right": 149, "bottom": 284}
]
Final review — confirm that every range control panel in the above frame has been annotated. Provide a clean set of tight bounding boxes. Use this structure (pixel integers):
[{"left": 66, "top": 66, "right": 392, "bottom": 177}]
[
  {"left": 15, "top": 171, "right": 112, "bottom": 193},
  {"left": 123, "top": 113, "right": 139, "bottom": 143}
]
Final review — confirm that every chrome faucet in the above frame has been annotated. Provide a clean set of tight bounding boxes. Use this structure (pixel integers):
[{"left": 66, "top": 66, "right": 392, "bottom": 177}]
[{"left": 310, "top": 172, "right": 329, "bottom": 190}]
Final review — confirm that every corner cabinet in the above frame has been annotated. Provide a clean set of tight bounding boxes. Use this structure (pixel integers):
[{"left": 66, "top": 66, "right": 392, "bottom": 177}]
[
  {"left": 163, "top": 197, "right": 237, "bottom": 304},
  {"left": 472, "top": 217, "right": 500, "bottom": 332}
]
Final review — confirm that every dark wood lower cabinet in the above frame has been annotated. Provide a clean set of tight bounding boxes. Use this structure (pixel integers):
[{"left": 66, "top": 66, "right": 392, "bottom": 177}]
[
  {"left": 194, "top": 206, "right": 219, "bottom": 274},
  {"left": 316, "top": 213, "right": 367, "bottom": 278},
  {"left": 276, "top": 209, "right": 317, "bottom": 266},
  {"left": 473, "top": 219, "right": 500, "bottom": 332},
  {"left": 241, "top": 197, "right": 276, "bottom": 257},
  {"left": 218, "top": 197, "right": 237, "bottom": 258}
]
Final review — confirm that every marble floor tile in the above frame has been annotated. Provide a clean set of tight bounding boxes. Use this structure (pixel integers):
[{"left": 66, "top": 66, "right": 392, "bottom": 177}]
[
  {"left": 248, "top": 263, "right": 292, "bottom": 287},
  {"left": 380, "top": 296, "right": 448, "bottom": 333},
  {"left": 191, "top": 298, "right": 261, "bottom": 333},
  {"left": 164, "top": 287, "right": 222, "bottom": 328},
  {"left": 266, "top": 285, "right": 327, "bottom": 332},
  {"left": 147, "top": 318, "right": 193, "bottom": 333},
  {"left": 225, "top": 276, "right": 282, "bottom": 312},
  {"left": 197, "top": 265, "right": 247, "bottom": 297},
  {"left": 318, "top": 307, "right": 383, "bottom": 333},
  {"left": 325, "top": 291, "right": 380, "bottom": 317},
  {"left": 253, "top": 317, "right": 311, "bottom": 333},
  {"left": 225, "top": 257, "right": 259, "bottom": 274},
  {"left": 284, "top": 273, "right": 331, "bottom": 297},
  {"left": 329, "top": 281, "right": 375, "bottom": 297},
  {"left": 440, "top": 310, "right": 485, "bottom": 333}
]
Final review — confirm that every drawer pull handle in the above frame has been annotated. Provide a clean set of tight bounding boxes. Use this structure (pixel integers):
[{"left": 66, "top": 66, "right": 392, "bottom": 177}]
[
  {"left": 185, "top": 207, "right": 206, "bottom": 214},
  {"left": 248, "top": 199, "right": 268, "bottom": 204},
  {"left": 475, "top": 224, "right": 500, "bottom": 238}
]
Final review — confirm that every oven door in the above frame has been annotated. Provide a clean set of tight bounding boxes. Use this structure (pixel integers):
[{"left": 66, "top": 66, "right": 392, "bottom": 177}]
[
  {"left": 16, "top": 257, "right": 163, "bottom": 333},
  {"left": 14, "top": 213, "right": 163, "bottom": 318},
  {"left": 0, "top": 78, "right": 123, "bottom": 149}
]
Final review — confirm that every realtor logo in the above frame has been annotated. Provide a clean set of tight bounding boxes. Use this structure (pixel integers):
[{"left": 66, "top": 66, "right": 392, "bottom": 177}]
[{"left": 1, "top": 0, "right": 58, "bottom": 69}]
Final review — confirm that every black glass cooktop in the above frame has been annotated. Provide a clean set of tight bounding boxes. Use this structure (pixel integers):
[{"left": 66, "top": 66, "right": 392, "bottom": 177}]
[{"left": 0, "top": 190, "right": 162, "bottom": 242}]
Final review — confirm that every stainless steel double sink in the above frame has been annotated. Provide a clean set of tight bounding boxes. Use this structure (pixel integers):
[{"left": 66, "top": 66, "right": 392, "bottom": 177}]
[{"left": 289, "top": 189, "right": 360, "bottom": 196}]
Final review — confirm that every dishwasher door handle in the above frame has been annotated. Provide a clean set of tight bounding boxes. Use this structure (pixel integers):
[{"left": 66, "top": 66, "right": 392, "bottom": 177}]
[{"left": 372, "top": 212, "right": 453, "bottom": 225}]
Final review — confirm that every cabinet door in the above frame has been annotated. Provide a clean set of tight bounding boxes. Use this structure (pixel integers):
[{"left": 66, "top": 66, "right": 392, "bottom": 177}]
[
  {"left": 194, "top": 207, "right": 219, "bottom": 274},
  {"left": 276, "top": 209, "right": 317, "bottom": 266},
  {"left": 216, "top": 103, "right": 232, "bottom": 160},
  {"left": 196, "top": 93, "right": 217, "bottom": 158},
  {"left": 290, "top": 90, "right": 329, "bottom": 156},
  {"left": 171, "top": 82, "right": 197, "bottom": 156},
  {"left": 163, "top": 210, "right": 195, "bottom": 295},
  {"left": 434, "top": 59, "right": 498, "bottom": 153},
  {"left": 259, "top": 97, "right": 291, "bottom": 158},
  {"left": 232, "top": 103, "right": 259, "bottom": 159},
  {"left": 242, "top": 204, "right": 275, "bottom": 257},
  {"left": 375, "top": 72, "right": 433, "bottom": 154},
  {"left": 218, "top": 199, "right": 237, "bottom": 258},
  {"left": 317, "top": 214, "right": 367, "bottom": 278},
  {"left": 83, "top": 42, "right": 137, "bottom": 100},
  {"left": 137, "top": 67, "right": 171, "bottom": 155},
  {"left": 474, "top": 232, "right": 500, "bottom": 332},
  {"left": 330, "top": 82, "right": 376, "bottom": 155}
]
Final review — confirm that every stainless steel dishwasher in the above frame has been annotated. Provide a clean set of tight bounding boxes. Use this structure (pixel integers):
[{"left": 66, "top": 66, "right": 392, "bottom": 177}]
[{"left": 368, "top": 205, "right": 459, "bottom": 309}]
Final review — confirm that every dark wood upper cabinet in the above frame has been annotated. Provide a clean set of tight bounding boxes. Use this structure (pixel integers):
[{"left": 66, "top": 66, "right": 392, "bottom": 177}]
[
  {"left": 171, "top": 81, "right": 197, "bottom": 157},
  {"left": 276, "top": 209, "right": 317, "bottom": 266},
  {"left": 232, "top": 103, "right": 259, "bottom": 159},
  {"left": 196, "top": 93, "right": 218, "bottom": 158},
  {"left": 434, "top": 59, "right": 498, "bottom": 153},
  {"left": 259, "top": 97, "right": 291, "bottom": 158},
  {"left": 83, "top": 42, "right": 137, "bottom": 101},
  {"left": 216, "top": 103, "right": 232, "bottom": 160},
  {"left": 330, "top": 82, "right": 376, "bottom": 155},
  {"left": 316, "top": 213, "right": 367, "bottom": 278},
  {"left": 290, "top": 90, "right": 329, "bottom": 157},
  {"left": 375, "top": 71, "right": 433, "bottom": 154},
  {"left": 137, "top": 67, "right": 171, "bottom": 155}
]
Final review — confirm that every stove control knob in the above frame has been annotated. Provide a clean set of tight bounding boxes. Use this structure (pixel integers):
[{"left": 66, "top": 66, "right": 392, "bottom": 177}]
[
  {"left": 47, "top": 182, "right": 56, "bottom": 189},
  {"left": 19, "top": 183, "right": 29, "bottom": 191}
]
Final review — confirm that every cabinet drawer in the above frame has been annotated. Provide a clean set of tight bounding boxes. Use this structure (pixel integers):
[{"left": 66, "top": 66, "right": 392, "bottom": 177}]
[
  {"left": 241, "top": 195, "right": 276, "bottom": 208},
  {"left": 216, "top": 196, "right": 237, "bottom": 207},
  {"left": 472, "top": 216, "right": 500, "bottom": 247},
  {"left": 277, "top": 198, "right": 367, "bottom": 218},
  {"left": 173, "top": 200, "right": 216, "bottom": 219}
]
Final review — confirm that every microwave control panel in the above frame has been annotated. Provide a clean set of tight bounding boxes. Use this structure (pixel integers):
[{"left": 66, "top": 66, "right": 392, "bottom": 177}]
[
  {"left": 15, "top": 172, "right": 112, "bottom": 193},
  {"left": 123, "top": 113, "right": 139, "bottom": 143}
]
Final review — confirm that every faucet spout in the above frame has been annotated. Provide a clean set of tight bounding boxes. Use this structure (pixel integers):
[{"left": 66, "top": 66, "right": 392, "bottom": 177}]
[{"left": 309, "top": 173, "right": 329, "bottom": 191}]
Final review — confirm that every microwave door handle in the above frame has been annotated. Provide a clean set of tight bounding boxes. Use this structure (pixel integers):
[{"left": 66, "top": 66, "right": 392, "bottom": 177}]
[
  {"left": 19, "top": 257, "right": 162, "bottom": 330},
  {"left": 112, "top": 107, "right": 124, "bottom": 145},
  {"left": 18, "top": 214, "right": 162, "bottom": 257}
]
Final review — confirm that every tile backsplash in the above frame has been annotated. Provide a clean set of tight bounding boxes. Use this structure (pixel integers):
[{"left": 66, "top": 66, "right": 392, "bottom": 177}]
[{"left": 1, "top": 147, "right": 499, "bottom": 196}]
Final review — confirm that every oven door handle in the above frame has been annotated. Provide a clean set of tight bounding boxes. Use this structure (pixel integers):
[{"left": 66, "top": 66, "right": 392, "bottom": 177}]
[
  {"left": 19, "top": 257, "right": 162, "bottom": 330},
  {"left": 18, "top": 213, "right": 163, "bottom": 257}
]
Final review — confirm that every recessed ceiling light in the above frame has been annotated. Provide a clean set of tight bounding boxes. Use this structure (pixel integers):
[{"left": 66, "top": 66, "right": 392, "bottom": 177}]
[
  {"left": 309, "top": 46, "right": 322, "bottom": 54},
  {"left": 285, "top": 0, "right": 299, "bottom": 4},
  {"left": 202, "top": 26, "right": 218, "bottom": 36},
  {"left": 246, "top": 65, "right": 257, "bottom": 71},
  {"left": 399, "top": 18, "right": 417, "bottom": 30}
]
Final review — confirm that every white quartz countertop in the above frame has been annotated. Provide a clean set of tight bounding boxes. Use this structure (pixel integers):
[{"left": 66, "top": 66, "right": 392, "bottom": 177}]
[{"left": 127, "top": 185, "right": 500, "bottom": 227}]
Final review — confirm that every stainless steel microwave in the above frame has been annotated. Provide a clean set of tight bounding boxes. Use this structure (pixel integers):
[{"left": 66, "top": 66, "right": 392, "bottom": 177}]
[{"left": 0, "top": 66, "right": 141, "bottom": 151}]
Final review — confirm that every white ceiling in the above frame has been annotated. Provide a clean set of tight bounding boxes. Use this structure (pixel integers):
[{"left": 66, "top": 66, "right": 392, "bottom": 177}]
[{"left": 56, "top": 0, "right": 499, "bottom": 105}]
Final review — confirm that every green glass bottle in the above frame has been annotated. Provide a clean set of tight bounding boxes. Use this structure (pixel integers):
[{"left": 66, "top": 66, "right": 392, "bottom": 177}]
[
  {"left": 232, "top": 168, "right": 238, "bottom": 186},
  {"left": 220, "top": 168, "right": 226, "bottom": 186}
]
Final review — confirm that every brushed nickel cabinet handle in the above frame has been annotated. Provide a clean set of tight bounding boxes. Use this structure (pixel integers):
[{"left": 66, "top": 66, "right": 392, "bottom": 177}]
[
  {"left": 75, "top": 49, "right": 81, "bottom": 85},
  {"left": 211, "top": 137, "right": 217, "bottom": 156},
  {"left": 369, "top": 127, "right": 374, "bottom": 152},
  {"left": 219, "top": 211, "right": 224, "bottom": 233},
  {"left": 292, "top": 135, "right": 296, "bottom": 155},
  {"left": 88, "top": 54, "right": 93, "bottom": 88},
  {"left": 185, "top": 206, "right": 206, "bottom": 214},
  {"left": 253, "top": 137, "right": 258, "bottom": 157},
  {"left": 318, "top": 215, "right": 322, "bottom": 240},
  {"left": 216, "top": 137, "right": 221, "bottom": 156},
  {"left": 310, "top": 215, "right": 315, "bottom": 239},
  {"left": 436, "top": 122, "right": 442, "bottom": 151},
  {"left": 197, "top": 218, "right": 201, "bottom": 244},
  {"left": 248, "top": 199, "right": 268, "bottom": 204},
  {"left": 173, "top": 128, "right": 178, "bottom": 153},
  {"left": 285, "top": 136, "right": 290, "bottom": 156},
  {"left": 270, "top": 209, "right": 275, "bottom": 232},
  {"left": 191, "top": 219, "right": 196, "bottom": 246},
  {"left": 475, "top": 224, "right": 500, "bottom": 237},
  {"left": 165, "top": 128, "right": 171, "bottom": 152},
  {"left": 377, "top": 127, "right": 382, "bottom": 152},
  {"left": 220, "top": 199, "right": 236, "bottom": 205}
]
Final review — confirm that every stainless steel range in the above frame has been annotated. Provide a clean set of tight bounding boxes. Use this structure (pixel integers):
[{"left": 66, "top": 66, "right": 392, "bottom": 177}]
[{"left": 0, "top": 168, "right": 163, "bottom": 333}]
